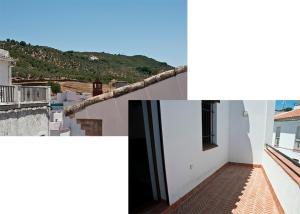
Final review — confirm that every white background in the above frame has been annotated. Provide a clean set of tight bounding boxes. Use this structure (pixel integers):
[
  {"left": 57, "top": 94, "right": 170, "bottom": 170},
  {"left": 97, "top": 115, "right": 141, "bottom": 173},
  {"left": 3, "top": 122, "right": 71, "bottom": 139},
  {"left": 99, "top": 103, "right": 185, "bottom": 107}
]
[
  {"left": 0, "top": 138, "right": 128, "bottom": 214},
  {"left": 189, "top": 0, "right": 300, "bottom": 99},
  {"left": 1, "top": 0, "right": 300, "bottom": 213}
]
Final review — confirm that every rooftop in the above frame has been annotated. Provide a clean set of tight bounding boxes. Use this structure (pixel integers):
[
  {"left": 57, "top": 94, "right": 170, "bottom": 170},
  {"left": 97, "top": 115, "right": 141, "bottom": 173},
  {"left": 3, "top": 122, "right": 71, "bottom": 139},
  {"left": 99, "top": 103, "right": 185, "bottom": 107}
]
[
  {"left": 274, "top": 109, "right": 300, "bottom": 121},
  {"left": 64, "top": 66, "right": 187, "bottom": 116},
  {"left": 163, "top": 163, "right": 283, "bottom": 214}
]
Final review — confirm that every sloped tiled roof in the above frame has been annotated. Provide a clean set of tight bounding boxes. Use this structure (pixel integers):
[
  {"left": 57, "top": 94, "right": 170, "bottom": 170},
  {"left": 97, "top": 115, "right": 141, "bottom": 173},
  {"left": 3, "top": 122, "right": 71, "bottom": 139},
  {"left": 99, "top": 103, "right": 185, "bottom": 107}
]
[
  {"left": 274, "top": 108, "right": 300, "bottom": 121},
  {"left": 64, "top": 66, "right": 187, "bottom": 116}
]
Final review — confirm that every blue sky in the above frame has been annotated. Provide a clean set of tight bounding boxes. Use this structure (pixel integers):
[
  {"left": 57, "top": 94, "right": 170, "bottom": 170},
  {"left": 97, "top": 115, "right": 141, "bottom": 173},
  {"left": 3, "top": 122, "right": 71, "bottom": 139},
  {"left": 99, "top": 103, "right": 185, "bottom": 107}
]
[
  {"left": 275, "top": 100, "right": 298, "bottom": 110},
  {"left": 0, "top": 0, "right": 187, "bottom": 67}
]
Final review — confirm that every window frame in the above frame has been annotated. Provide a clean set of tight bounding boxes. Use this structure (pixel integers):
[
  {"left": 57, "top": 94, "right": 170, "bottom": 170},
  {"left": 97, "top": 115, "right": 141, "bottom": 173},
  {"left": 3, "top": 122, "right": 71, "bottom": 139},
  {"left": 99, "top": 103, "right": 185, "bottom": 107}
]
[
  {"left": 294, "top": 126, "right": 300, "bottom": 151},
  {"left": 275, "top": 126, "right": 281, "bottom": 147},
  {"left": 202, "top": 100, "right": 219, "bottom": 151}
]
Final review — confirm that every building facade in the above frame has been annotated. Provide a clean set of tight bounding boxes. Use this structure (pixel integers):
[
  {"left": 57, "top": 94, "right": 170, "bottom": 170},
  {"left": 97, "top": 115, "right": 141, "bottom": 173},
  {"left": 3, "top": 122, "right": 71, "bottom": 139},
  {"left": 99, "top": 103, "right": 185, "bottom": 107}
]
[
  {"left": 0, "top": 49, "right": 51, "bottom": 136},
  {"left": 64, "top": 66, "right": 187, "bottom": 136},
  {"left": 273, "top": 106, "right": 300, "bottom": 151}
]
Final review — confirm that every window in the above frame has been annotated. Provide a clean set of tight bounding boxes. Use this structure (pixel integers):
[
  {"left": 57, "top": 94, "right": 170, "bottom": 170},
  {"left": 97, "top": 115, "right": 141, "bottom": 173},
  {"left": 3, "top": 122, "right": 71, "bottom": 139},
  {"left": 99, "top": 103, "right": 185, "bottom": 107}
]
[
  {"left": 76, "top": 119, "right": 102, "bottom": 136},
  {"left": 275, "top": 127, "right": 281, "bottom": 147},
  {"left": 202, "top": 101, "right": 219, "bottom": 151},
  {"left": 294, "top": 126, "right": 300, "bottom": 151}
]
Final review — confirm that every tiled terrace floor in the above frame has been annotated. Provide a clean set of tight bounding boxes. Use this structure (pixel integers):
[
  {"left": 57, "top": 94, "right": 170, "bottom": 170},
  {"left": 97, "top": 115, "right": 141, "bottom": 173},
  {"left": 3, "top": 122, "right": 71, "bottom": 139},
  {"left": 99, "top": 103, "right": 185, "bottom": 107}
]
[{"left": 165, "top": 164, "right": 283, "bottom": 214}]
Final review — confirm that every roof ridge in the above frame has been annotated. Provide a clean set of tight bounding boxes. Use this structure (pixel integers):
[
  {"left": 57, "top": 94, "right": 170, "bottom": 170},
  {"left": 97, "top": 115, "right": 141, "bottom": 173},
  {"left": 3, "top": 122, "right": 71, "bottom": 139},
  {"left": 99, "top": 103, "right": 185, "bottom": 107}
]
[{"left": 64, "top": 66, "right": 187, "bottom": 116}]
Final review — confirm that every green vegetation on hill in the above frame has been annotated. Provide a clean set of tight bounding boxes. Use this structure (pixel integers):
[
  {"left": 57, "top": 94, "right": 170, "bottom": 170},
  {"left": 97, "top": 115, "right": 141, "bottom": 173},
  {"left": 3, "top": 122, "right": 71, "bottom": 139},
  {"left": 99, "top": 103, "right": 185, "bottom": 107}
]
[
  {"left": 47, "top": 81, "right": 61, "bottom": 94},
  {"left": 0, "top": 39, "right": 174, "bottom": 83}
]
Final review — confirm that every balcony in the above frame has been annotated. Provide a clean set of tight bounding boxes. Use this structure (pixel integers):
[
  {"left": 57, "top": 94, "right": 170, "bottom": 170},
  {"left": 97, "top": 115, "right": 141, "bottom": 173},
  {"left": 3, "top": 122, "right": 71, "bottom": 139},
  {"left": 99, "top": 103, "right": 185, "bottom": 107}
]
[
  {"left": 163, "top": 163, "right": 283, "bottom": 214},
  {"left": 0, "top": 85, "right": 51, "bottom": 110},
  {"left": 153, "top": 145, "right": 298, "bottom": 214}
]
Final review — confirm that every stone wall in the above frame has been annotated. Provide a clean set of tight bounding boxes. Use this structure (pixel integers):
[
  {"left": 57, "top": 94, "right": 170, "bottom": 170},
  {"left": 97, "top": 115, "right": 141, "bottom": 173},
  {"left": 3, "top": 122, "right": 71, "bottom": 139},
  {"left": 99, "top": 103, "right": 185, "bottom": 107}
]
[{"left": 0, "top": 106, "right": 50, "bottom": 136}]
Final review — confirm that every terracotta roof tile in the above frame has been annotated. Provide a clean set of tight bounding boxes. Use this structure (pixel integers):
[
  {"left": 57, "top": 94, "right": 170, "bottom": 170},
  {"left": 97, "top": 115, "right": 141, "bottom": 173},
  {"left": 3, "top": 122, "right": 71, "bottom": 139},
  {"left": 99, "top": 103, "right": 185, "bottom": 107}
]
[
  {"left": 274, "top": 109, "right": 300, "bottom": 121},
  {"left": 64, "top": 66, "right": 187, "bottom": 116}
]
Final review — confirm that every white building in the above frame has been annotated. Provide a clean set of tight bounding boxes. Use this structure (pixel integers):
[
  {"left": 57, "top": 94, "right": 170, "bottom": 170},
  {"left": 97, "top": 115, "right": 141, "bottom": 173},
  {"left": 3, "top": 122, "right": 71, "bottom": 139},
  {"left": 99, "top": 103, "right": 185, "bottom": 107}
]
[
  {"left": 272, "top": 106, "right": 300, "bottom": 160},
  {"left": 0, "top": 49, "right": 13, "bottom": 86},
  {"left": 0, "top": 49, "right": 51, "bottom": 136},
  {"left": 129, "top": 100, "right": 300, "bottom": 214},
  {"left": 63, "top": 66, "right": 187, "bottom": 136}
]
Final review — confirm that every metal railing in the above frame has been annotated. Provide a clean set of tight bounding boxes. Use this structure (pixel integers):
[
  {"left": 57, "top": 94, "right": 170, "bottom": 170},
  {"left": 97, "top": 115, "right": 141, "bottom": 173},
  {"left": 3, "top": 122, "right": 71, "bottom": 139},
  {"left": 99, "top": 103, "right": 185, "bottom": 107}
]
[
  {"left": 266, "top": 144, "right": 300, "bottom": 167},
  {"left": 20, "top": 86, "right": 48, "bottom": 102},
  {"left": 275, "top": 137, "right": 280, "bottom": 147},
  {"left": 0, "top": 85, "right": 50, "bottom": 105},
  {"left": 0, "top": 85, "right": 14, "bottom": 103}
]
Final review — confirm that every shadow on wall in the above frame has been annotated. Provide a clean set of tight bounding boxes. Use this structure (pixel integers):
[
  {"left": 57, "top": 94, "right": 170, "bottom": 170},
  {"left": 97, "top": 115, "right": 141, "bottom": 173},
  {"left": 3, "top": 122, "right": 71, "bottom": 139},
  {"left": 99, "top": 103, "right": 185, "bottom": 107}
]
[{"left": 229, "top": 100, "right": 253, "bottom": 164}]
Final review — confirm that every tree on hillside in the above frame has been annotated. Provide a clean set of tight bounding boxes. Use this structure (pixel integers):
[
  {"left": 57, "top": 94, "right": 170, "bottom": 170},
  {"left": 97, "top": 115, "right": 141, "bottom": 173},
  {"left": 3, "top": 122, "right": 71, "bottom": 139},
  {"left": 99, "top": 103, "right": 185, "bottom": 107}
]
[
  {"left": 20, "top": 41, "right": 26, "bottom": 46},
  {"left": 48, "top": 81, "right": 61, "bottom": 94},
  {"left": 282, "top": 107, "right": 293, "bottom": 112}
]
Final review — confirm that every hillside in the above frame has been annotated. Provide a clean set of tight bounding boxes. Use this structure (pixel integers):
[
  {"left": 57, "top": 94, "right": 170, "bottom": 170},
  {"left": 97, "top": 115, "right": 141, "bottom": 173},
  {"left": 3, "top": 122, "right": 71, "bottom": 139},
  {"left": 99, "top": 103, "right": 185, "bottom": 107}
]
[{"left": 0, "top": 39, "right": 173, "bottom": 83}]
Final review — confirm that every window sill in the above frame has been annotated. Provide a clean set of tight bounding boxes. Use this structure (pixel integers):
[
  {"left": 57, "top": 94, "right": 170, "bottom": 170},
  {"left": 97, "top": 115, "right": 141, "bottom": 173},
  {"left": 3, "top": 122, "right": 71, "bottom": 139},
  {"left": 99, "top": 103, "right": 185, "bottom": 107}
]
[{"left": 203, "top": 143, "right": 218, "bottom": 151}]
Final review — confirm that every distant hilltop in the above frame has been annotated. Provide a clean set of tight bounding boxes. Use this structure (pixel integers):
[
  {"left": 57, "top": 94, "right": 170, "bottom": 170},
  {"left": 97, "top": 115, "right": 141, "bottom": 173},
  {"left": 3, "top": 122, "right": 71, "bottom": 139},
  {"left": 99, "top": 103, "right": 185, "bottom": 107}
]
[{"left": 0, "top": 39, "right": 174, "bottom": 83}]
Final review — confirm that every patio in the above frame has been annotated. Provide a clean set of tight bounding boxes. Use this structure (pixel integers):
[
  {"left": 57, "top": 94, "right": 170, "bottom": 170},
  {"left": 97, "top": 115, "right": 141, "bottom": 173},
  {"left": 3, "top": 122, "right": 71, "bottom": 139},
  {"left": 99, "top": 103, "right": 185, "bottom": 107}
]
[{"left": 163, "top": 163, "right": 284, "bottom": 214}]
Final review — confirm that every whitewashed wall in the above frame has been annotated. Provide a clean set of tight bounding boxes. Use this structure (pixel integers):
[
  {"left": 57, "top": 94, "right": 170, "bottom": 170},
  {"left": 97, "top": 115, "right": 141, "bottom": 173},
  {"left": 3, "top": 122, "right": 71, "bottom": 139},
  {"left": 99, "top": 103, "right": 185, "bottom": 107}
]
[
  {"left": 159, "top": 100, "right": 274, "bottom": 205},
  {"left": 265, "top": 101, "right": 276, "bottom": 144},
  {"left": 262, "top": 151, "right": 300, "bottom": 214},
  {"left": 0, "top": 107, "right": 49, "bottom": 136},
  {"left": 160, "top": 100, "right": 230, "bottom": 204},
  {"left": 74, "top": 72, "right": 187, "bottom": 136},
  {"left": 0, "top": 61, "right": 10, "bottom": 85},
  {"left": 228, "top": 100, "right": 275, "bottom": 164},
  {"left": 272, "top": 120, "right": 300, "bottom": 149}
]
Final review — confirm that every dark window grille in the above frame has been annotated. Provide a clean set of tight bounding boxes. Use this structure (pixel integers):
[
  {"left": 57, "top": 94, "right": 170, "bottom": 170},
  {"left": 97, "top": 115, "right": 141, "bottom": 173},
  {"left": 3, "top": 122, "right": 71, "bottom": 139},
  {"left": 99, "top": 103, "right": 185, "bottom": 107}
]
[{"left": 202, "top": 101, "right": 219, "bottom": 147}]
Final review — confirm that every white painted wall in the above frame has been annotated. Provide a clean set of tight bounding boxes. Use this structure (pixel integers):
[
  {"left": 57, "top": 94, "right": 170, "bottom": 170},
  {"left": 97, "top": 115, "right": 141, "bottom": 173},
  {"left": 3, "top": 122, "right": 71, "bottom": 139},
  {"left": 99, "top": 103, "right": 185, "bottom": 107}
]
[
  {"left": 159, "top": 100, "right": 230, "bottom": 204},
  {"left": 265, "top": 101, "right": 276, "bottom": 144},
  {"left": 272, "top": 120, "right": 300, "bottom": 149},
  {"left": 158, "top": 100, "right": 275, "bottom": 205},
  {"left": 229, "top": 100, "right": 275, "bottom": 164},
  {"left": 0, "top": 107, "right": 50, "bottom": 136},
  {"left": 0, "top": 60, "right": 10, "bottom": 85},
  {"left": 262, "top": 151, "right": 300, "bottom": 214},
  {"left": 63, "top": 116, "right": 85, "bottom": 136},
  {"left": 52, "top": 111, "right": 63, "bottom": 122},
  {"left": 74, "top": 72, "right": 187, "bottom": 136}
]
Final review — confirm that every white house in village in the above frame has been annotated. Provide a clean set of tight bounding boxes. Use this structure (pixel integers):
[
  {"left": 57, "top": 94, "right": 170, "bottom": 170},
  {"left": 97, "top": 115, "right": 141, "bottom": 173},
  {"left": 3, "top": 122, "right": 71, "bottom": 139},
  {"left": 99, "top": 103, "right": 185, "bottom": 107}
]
[
  {"left": 0, "top": 49, "right": 13, "bottom": 86},
  {"left": 273, "top": 106, "right": 300, "bottom": 151},
  {"left": 0, "top": 49, "right": 51, "bottom": 136},
  {"left": 129, "top": 100, "right": 300, "bottom": 214},
  {"left": 63, "top": 66, "right": 187, "bottom": 136}
]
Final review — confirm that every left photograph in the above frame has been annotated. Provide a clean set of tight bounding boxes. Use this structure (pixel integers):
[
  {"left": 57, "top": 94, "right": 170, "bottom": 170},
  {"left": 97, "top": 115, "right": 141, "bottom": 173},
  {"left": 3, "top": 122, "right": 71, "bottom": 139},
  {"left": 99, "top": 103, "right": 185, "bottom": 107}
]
[{"left": 0, "top": 0, "right": 187, "bottom": 136}]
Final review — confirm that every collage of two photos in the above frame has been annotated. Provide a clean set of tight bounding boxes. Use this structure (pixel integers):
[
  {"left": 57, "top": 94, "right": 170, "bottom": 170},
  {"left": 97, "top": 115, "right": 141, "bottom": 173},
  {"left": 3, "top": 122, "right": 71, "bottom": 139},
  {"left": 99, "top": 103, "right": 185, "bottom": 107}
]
[{"left": 1, "top": 0, "right": 300, "bottom": 214}]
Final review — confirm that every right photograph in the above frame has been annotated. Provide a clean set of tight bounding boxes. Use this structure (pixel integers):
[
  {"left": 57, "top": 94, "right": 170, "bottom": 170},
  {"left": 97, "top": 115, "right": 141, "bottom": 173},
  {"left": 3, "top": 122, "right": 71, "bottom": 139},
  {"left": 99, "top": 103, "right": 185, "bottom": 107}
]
[{"left": 129, "top": 100, "right": 299, "bottom": 214}]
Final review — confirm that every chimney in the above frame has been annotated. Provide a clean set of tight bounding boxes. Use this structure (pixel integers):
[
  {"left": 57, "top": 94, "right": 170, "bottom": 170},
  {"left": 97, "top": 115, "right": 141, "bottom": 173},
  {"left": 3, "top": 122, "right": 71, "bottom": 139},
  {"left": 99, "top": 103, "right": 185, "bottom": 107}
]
[{"left": 93, "top": 79, "right": 103, "bottom": 96}]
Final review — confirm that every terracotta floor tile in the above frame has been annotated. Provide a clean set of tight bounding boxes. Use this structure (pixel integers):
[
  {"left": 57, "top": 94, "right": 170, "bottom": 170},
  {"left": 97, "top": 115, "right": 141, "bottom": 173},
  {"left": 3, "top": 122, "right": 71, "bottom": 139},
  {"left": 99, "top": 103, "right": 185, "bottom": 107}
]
[{"left": 166, "top": 165, "right": 283, "bottom": 214}]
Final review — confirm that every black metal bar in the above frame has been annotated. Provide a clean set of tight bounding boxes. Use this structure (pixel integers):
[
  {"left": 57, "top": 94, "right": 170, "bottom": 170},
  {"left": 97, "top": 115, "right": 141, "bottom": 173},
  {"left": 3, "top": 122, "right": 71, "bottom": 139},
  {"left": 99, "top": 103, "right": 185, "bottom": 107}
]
[
  {"left": 0, "top": 85, "right": 15, "bottom": 103},
  {"left": 266, "top": 144, "right": 300, "bottom": 168}
]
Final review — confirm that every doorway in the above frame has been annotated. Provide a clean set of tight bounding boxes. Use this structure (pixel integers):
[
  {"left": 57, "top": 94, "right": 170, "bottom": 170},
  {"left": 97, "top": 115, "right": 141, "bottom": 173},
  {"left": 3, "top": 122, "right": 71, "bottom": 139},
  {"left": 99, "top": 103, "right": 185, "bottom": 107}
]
[{"left": 129, "top": 100, "right": 168, "bottom": 213}]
